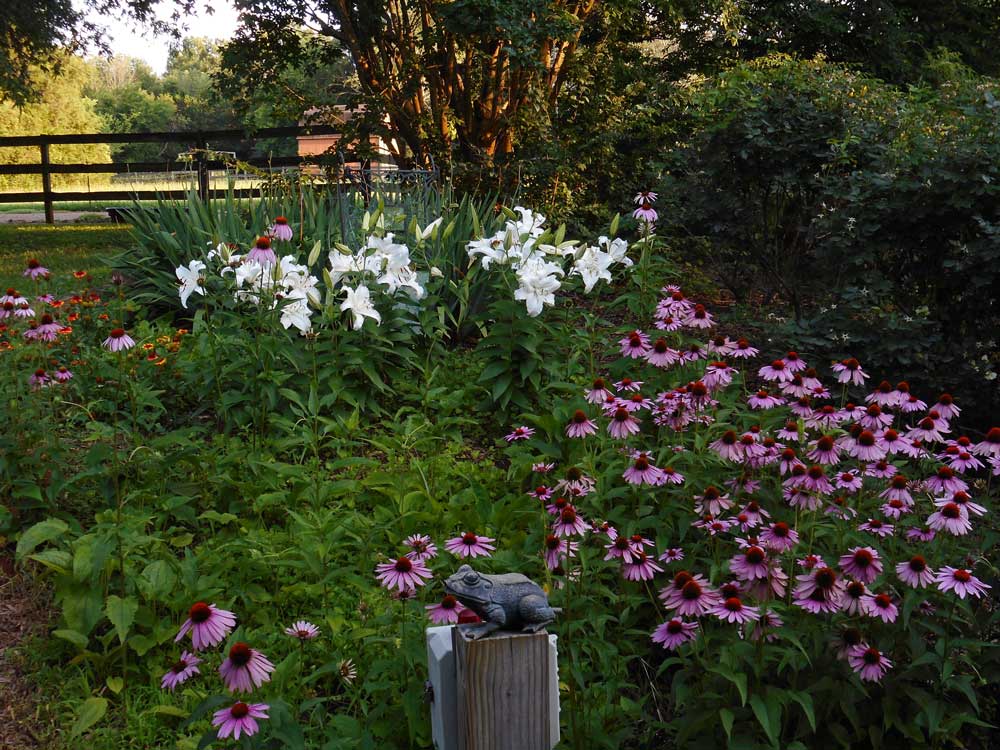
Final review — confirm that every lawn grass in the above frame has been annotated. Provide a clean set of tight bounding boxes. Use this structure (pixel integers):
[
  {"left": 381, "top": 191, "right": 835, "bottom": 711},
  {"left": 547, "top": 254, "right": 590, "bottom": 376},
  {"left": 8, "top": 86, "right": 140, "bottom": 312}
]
[{"left": 0, "top": 223, "right": 132, "bottom": 292}]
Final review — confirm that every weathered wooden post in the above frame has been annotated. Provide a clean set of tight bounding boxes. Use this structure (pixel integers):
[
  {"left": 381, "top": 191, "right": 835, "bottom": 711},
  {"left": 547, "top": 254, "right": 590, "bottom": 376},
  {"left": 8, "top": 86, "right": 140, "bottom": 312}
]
[
  {"left": 39, "top": 140, "right": 54, "bottom": 224},
  {"left": 453, "top": 628, "right": 555, "bottom": 750},
  {"left": 195, "top": 136, "right": 210, "bottom": 201},
  {"left": 426, "top": 566, "right": 560, "bottom": 750}
]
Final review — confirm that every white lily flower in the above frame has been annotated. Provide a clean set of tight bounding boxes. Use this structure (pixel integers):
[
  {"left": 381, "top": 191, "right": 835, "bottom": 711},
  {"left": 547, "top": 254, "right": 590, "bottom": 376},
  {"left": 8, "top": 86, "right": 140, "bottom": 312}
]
[
  {"left": 328, "top": 250, "right": 368, "bottom": 286},
  {"left": 570, "top": 246, "right": 614, "bottom": 293},
  {"left": 175, "top": 260, "right": 206, "bottom": 309},
  {"left": 419, "top": 217, "right": 443, "bottom": 240},
  {"left": 514, "top": 258, "right": 563, "bottom": 317},
  {"left": 279, "top": 295, "right": 313, "bottom": 334},
  {"left": 341, "top": 284, "right": 382, "bottom": 330},
  {"left": 599, "top": 235, "right": 632, "bottom": 267},
  {"left": 511, "top": 206, "right": 546, "bottom": 237},
  {"left": 379, "top": 266, "right": 425, "bottom": 299},
  {"left": 467, "top": 234, "right": 508, "bottom": 270}
]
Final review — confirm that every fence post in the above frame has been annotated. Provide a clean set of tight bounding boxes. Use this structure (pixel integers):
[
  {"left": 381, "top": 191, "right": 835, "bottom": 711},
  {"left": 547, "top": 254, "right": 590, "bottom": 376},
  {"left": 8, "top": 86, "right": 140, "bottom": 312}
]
[
  {"left": 39, "top": 140, "right": 54, "bottom": 224},
  {"left": 195, "top": 136, "right": 210, "bottom": 201}
]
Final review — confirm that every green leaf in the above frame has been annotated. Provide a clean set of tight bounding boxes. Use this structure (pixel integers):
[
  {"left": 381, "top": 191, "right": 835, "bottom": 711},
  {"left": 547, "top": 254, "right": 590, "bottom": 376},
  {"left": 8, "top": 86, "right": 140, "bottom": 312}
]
[
  {"left": 15, "top": 518, "right": 68, "bottom": 560},
  {"left": 105, "top": 595, "right": 139, "bottom": 644},
  {"left": 708, "top": 664, "right": 747, "bottom": 705},
  {"left": 106, "top": 676, "right": 124, "bottom": 694},
  {"left": 151, "top": 705, "right": 188, "bottom": 720},
  {"left": 70, "top": 697, "right": 108, "bottom": 738},
  {"left": 749, "top": 693, "right": 780, "bottom": 746},
  {"left": 719, "top": 708, "right": 734, "bottom": 741},
  {"left": 788, "top": 691, "right": 816, "bottom": 732},
  {"left": 52, "top": 628, "right": 89, "bottom": 649}
]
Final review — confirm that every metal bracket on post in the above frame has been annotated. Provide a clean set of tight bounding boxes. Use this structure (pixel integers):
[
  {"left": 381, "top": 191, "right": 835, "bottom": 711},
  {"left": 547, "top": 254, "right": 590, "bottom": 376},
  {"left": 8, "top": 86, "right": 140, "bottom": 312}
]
[{"left": 39, "top": 140, "right": 54, "bottom": 224}]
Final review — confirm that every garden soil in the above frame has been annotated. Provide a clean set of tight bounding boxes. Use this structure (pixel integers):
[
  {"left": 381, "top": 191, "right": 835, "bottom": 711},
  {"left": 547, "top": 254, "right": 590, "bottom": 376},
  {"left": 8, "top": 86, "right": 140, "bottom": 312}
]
[{"left": 0, "top": 555, "right": 52, "bottom": 747}]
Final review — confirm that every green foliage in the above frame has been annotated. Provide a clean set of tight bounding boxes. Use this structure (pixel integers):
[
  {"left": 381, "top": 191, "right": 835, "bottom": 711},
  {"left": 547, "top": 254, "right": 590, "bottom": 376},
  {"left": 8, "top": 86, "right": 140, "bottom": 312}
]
[
  {"left": 662, "top": 54, "right": 1000, "bottom": 426},
  {"left": 0, "top": 56, "right": 111, "bottom": 191}
]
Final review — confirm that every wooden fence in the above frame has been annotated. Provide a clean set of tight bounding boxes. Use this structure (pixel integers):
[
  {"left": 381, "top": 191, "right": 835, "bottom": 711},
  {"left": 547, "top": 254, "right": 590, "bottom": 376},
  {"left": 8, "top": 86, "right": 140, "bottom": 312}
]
[{"left": 0, "top": 126, "right": 434, "bottom": 223}]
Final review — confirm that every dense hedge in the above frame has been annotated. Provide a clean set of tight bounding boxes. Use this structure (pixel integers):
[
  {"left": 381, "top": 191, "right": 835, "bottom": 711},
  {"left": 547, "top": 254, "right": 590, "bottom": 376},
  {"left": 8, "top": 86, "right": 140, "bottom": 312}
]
[{"left": 654, "top": 54, "right": 999, "bottom": 427}]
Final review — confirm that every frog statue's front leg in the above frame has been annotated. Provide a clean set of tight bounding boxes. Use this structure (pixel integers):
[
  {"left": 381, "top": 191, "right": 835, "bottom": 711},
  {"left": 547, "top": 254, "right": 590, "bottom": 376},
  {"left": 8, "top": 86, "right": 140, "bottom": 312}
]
[{"left": 460, "top": 603, "right": 506, "bottom": 640}]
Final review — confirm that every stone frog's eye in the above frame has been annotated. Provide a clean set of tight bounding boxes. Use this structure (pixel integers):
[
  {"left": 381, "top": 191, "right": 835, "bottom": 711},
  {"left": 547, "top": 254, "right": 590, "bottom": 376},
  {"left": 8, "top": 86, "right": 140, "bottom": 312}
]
[{"left": 464, "top": 572, "right": 480, "bottom": 585}]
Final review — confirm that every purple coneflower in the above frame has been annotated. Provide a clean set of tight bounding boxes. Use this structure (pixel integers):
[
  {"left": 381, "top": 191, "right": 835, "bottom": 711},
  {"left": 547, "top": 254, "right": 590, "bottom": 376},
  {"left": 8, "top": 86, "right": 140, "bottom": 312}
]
[
  {"left": 729, "top": 545, "right": 770, "bottom": 581},
  {"left": 832, "top": 357, "right": 868, "bottom": 386},
  {"left": 658, "top": 547, "right": 684, "bottom": 563},
  {"left": 906, "top": 526, "right": 936, "bottom": 543},
  {"left": 651, "top": 618, "right": 698, "bottom": 650},
  {"left": 375, "top": 556, "right": 433, "bottom": 590},
  {"left": 619, "top": 330, "right": 651, "bottom": 359},
  {"left": 896, "top": 556, "right": 935, "bottom": 588},
  {"left": 926, "top": 503, "right": 972, "bottom": 536},
  {"left": 935, "top": 566, "right": 991, "bottom": 599},
  {"left": 284, "top": 621, "right": 320, "bottom": 640},
  {"left": 161, "top": 651, "right": 201, "bottom": 691},
  {"left": 404, "top": 533, "right": 438, "bottom": 562},
  {"left": 838, "top": 547, "right": 882, "bottom": 584},
  {"left": 23, "top": 258, "right": 49, "bottom": 279},
  {"left": 53, "top": 366, "right": 73, "bottom": 382},
  {"left": 219, "top": 642, "right": 274, "bottom": 693},
  {"left": 247, "top": 236, "right": 277, "bottom": 265},
  {"left": 932, "top": 393, "right": 961, "bottom": 421},
  {"left": 614, "top": 377, "right": 642, "bottom": 392},
  {"left": 848, "top": 645, "right": 892, "bottom": 682},
  {"left": 623, "top": 453, "right": 665, "bottom": 486},
  {"left": 585, "top": 378, "right": 611, "bottom": 404},
  {"left": 426, "top": 595, "right": 466, "bottom": 624},
  {"left": 445, "top": 532, "right": 496, "bottom": 558},
  {"left": 684, "top": 304, "right": 714, "bottom": 329},
  {"left": 269, "top": 216, "right": 294, "bottom": 241},
  {"left": 712, "top": 595, "right": 760, "bottom": 624},
  {"left": 645, "top": 338, "right": 681, "bottom": 368},
  {"left": 760, "top": 522, "right": 798, "bottom": 552},
  {"left": 671, "top": 577, "right": 721, "bottom": 617},
  {"left": 835, "top": 470, "right": 863, "bottom": 493},
  {"left": 748, "top": 389, "right": 784, "bottom": 410},
  {"left": 212, "top": 702, "right": 269, "bottom": 740},
  {"left": 940, "top": 490, "right": 987, "bottom": 517},
  {"left": 807, "top": 435, "right": 840, "bottom": 465},
  {"left": 103, "top": 327, "right": 136, "bottom": 352},
  {"left": 758, "top": 359, "right": 793, "bottom": 383},
  {"left": 544, "top": 534, "right": 578, "bottom": 570},
  {"left": 858, "top": 518, "right": 894, "bottom": 537},
  {"left": 862, "top": 592, "right": 898, "bottom": 623},
  {"left": 175, "top": 602, "right": 236, "bottom": 651},
  {"left": 622, "top": 551, "right": 663, "bottom": 581},
  {"left": 565, "top": 410, "right": 598, "bottom": 438},
  {"left": 924, "top": 465, "right": 968, "bottom": 495},
  {"left": 553, "top": 507, "right": 588, "bottom": 537},
  {"left": 504, "top": 425, "right": 535, "bottom": 442},
  {"left": 608, "top": 406, "right": 641, "bottom": 439},
  {"left": 972, "top": 427, "right": 1000, "bottom": 457}
]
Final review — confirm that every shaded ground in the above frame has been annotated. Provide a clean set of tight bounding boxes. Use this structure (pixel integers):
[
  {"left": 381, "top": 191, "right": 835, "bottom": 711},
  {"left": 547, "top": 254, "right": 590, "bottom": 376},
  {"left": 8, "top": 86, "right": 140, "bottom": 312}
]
[
  {"left": 0, "top": 556, "right": 54, "bottom": 748},
  {"left": 0, "top": 212, "right": 101, "bottom": 224}
]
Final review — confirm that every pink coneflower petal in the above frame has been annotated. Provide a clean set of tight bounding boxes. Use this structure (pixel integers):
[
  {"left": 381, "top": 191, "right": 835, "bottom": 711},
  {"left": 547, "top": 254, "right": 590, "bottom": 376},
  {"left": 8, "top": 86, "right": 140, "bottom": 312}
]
[
  {"left": 212, "top": 702, "right": 269, "bottom": 740},
  {"left": 175, "top": 602, "right": 237, "bottom": 651},
  {"left": 651, "top": 618, "right": 699, "bottom": 650},
  {"left": 218, "top": 642, "right": 275, "bottom": 693},
  {"left": 161, "top": 651, "right": 201, "bottom": 691},
  {"left": 848, "top": 645, "right": 892, "bottom": 682},
  {"left": 284, "top": 621, "right": 320, "bottom": 640}
]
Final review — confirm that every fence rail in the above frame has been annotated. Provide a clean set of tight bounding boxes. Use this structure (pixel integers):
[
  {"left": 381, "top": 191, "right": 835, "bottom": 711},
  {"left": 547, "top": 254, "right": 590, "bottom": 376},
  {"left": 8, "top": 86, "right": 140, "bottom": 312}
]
[{"left": 0, "top": 125, "right": 400, "bottom": 222}]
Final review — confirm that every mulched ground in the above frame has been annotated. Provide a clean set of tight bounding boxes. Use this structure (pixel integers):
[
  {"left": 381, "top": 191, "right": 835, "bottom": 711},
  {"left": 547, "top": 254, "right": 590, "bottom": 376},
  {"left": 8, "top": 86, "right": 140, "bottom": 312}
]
[{"left": 0, "top": 554, "right": 54, "bottom": 748}]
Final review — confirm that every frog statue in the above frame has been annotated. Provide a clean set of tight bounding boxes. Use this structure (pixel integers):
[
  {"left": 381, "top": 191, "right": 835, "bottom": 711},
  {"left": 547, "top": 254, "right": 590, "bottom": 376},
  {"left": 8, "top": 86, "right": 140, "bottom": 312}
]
[{"left": 443, "top": 564, "right": 559, "bottom": 639}]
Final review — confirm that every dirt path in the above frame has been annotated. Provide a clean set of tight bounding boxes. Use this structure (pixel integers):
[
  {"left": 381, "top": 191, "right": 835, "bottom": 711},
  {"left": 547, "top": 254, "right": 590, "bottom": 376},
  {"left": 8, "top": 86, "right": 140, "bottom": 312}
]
[{"left": 0, "top": 556, "right": 54, "bottom": 747}]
